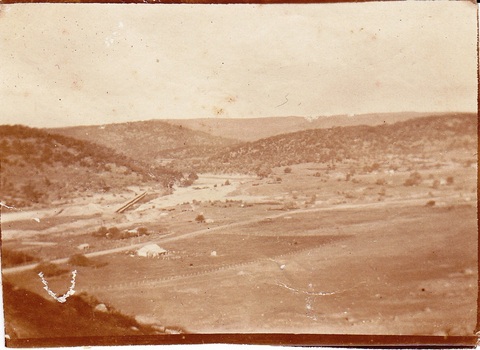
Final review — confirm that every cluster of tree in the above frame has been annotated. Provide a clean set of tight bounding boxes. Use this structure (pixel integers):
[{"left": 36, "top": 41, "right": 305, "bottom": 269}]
[
  {"left": 1, "top": 248, "right": 38, "bottom": 268},
  {"left": 68, "top": 254, "right": 107, "bottom": 268},
  {"left": 92, "top": 226, "right": 150, "bottom": 240}
]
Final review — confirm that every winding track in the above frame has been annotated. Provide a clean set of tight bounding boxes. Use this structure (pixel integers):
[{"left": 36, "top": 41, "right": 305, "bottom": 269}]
[{"left": 2, "top": 195, "right": 454, "bottom": 275}]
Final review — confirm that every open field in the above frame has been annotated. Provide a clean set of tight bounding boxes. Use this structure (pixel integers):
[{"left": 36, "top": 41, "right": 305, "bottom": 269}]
[{"left": 3, "top": 156, "right": 477, "bottom": 337}]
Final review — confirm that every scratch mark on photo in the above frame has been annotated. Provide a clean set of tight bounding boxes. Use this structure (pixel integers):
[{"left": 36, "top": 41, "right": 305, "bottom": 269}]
[{"left": 276, "top": 94, "right": 289, "bottom": 108}]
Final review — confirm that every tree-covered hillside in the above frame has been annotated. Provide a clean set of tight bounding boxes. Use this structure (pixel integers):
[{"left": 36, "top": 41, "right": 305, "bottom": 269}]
[
  {"left": 0, "top": 125, "right": 183, "bottom": 207},
  {"left": 194, "top": 113, "right": 477, "bottom": 175},
  {"left": 51, "top": 120, "right": 239, "bottom": 166}
]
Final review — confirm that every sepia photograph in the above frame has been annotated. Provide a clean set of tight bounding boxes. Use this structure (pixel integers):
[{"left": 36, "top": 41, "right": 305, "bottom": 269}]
[{"left": 0, "top": 0, "right": 478, "bottom": 347}]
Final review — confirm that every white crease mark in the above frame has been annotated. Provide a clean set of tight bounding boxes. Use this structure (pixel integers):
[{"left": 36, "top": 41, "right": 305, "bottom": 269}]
[
  {"left": 38, "top": 270, "right": 77, "bottom": 303},
  {"left": 276, "top": 282, "right": 338, "bottom": 296},
  {"left": 0, "top": 201, "right": 17, "bottom": 210}
]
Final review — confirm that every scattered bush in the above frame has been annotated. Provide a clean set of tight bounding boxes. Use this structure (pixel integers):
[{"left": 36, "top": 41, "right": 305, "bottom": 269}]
[
  {"left": 404, "top": 172, "right": 422, "bottom": 186},
  {"left": 363, "top": 163, "right": 380, "bottom": 173},
  {"left": 180, "top": 178, "right": 194, "bottom": 187},
  {"left": 34, "top": 262, "right": 69, "bottom": 277},
  {"left": 306, "top": 194, "right": 317, "bottom": 205},
  {"left": 446, "top": 176, "right": 454, "bottom": 185},
  {"left": 282, "top": 201, "right": 298, "bottom": 210},
  {"left": 68, "top": 254, "right": 92, "bottom": 267},
  {"left": 68, "top": 254, "right": 107, "bottom": 268},
  {"left": 92, "top": 226, "right": 108, "bottom": 237},
  {"left": 188, "top": 172, "right": 199, "bottom": 181},
  {"left": 137, "top": 227, "right": 148, "bottom": 235},
  {"left": 106, "top": 227, "right": 121, "bottom": 239},
  {"left": 2, "top": 249, "right": 38, "bottom": 268}
]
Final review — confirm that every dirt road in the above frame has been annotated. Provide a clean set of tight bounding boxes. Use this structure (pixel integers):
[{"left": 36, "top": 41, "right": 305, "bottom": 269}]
[{"left": 1, "top": 195, "right": 460, "bottom": 275}]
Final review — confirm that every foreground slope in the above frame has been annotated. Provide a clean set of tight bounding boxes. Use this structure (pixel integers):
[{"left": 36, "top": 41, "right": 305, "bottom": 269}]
[{"left": 3, "top": 280, "right": 183, "bottom": 343}]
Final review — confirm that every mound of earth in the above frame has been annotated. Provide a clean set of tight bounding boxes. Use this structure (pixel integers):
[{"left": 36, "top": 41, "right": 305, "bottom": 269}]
[{"left": 3, "top": 280, "right": 185, "bottom": 345}]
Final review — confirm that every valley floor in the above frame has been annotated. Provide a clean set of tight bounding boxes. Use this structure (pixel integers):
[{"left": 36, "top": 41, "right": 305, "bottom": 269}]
[{"left": 2, "top": 162, "right": 477, "bottom": 339}]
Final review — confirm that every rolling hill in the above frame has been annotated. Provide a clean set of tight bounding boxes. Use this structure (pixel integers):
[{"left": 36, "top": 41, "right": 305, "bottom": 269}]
[
  {"left": 164, "top": 112, "right": 443, "bottom": 142},
  {"left": 50, "top": 120, "right": 239, "bottom": 166},
  {"left": 194, "top": 113, "right": 477, "bottom": 175},
  {"left": 0, "top": 125, "right": 183, "bottom": 208}
]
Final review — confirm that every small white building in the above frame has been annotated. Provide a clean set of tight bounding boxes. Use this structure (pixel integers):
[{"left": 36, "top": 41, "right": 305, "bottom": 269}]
[
  {"left": 136, "top": 244, "right": 167, "bottom": 258},
  {"left": 77, "top": 243, "right": 90, "bottom": 251}
]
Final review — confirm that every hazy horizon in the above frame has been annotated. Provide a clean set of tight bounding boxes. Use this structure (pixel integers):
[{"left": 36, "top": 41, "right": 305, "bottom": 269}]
[
  {"left": 2, "top": 110, "right": 477, "bottom": 130},
  {"left": 0, "top": 2, "right": 477, "bottom": 128}
]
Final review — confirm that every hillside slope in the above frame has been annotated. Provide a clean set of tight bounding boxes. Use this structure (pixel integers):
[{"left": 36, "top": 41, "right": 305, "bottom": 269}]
[
  {"left": 197, "top": 113, "right": 477, "bottom": 175},
  {"left": 50, "top": 120, "right": 239, "bottom": 165},
  {"left": 0, "top": 125, "right": 183, "bottom": 208},
  {"left": 3, "top": 280, "right": 183, "bottom": 344},
  {"left": 165, "top": 112, "right": 441, "bottom": 142}
]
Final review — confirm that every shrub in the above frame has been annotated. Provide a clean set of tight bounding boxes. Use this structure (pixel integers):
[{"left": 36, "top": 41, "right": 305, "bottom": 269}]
[
  {"left": 307, "top": 194, "right": 317, "bottom": 205},
  {"left": 93, "top": 226, "right": 108, "bottom": 237},
  {"left": 404, "top": 172, "right": 422, "bottom": 186},
  {"left": 446, "top": 176, "right": 454, "bottom": 185},
  {"left": 106, "top": 227, "right": 121, "bottom": 239},
  {"left": 425, "top": 200, "right": 436, "bottom": 207},
  {"left": 68, "top": 254, "right": 92, "bottom": 267},
  {"left": 195, "top": 214, "right": 205, "bottom": 223},
  {"left": 137, "top": 227, "right": 149, "bottom": 236},
  {"left": 188, "top": 172, "right": 199, "bottom": 181},
  {"left": 34, "top": 262, "right": 69, "bottom": 277},
  {"left": 224, "top": 180, "right": 231, "bottom": 186},
  {"left": 2, "top": 249, "right": 38, "bottom": 268},
  {"left": 284, "top": 167, "right": 292, "bottom": 174},
  {"left": 181, "top": 178, "right": 194, "bottom": 187},
  {"left": 363, "top": 163, "right": 380, "bottom": 173},
  {"left": 68, "top": 254, "right": 107, "bottom": 268},
  {"left": 282, "top": 201, "right": 298, "bottom": 210},
  {"left": 256, "top": 165, "right": 271, "bottom": 178}
]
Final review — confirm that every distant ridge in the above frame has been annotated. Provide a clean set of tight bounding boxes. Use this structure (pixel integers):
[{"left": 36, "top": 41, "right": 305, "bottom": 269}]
[
  {"left": 49, "top": 119, "right": 239, "bottom": 165},
  {"left": 163, "top": 112, "right": 451, "bottom": 142},
  {"left": 195, "top": 113, "right": 477, "bottom": 174}
]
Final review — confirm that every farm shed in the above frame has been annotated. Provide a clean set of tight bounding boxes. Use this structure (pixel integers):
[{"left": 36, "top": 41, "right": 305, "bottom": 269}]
[
  {"left": 77, "top": 243, "right": 90, "bottom": 251},
  {"left": 136, "top": 244, "right": 167, "bottom": 258}
]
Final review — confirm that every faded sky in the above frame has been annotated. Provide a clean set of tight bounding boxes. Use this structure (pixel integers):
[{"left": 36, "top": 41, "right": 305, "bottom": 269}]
[{"left": 0, "top": 2, "right": 477, "bottom": 127}]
